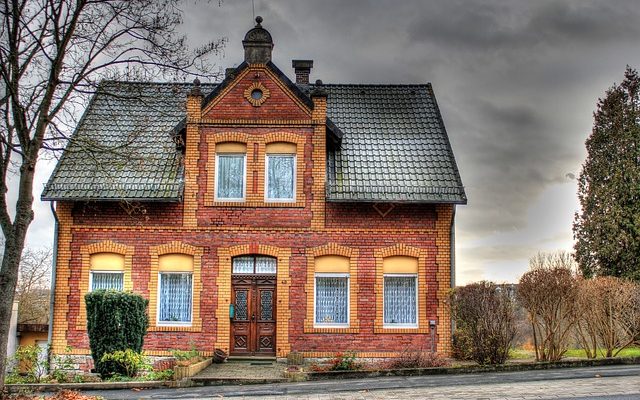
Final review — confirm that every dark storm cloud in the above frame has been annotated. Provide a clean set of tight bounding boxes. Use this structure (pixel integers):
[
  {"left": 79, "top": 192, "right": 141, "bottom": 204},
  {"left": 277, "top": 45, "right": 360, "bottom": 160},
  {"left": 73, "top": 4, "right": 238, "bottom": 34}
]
[
  {"left": 407, "top": 1, "right": 640, "bottom": 51},
  {"left": 26, "top": 0, "right": 640, "bottom": 283}
]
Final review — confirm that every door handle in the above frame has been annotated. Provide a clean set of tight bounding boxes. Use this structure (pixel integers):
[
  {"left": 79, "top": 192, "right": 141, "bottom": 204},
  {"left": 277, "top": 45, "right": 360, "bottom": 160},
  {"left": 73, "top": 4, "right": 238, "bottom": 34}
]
[{"left": 252, "top": 313, "right": 255, "bottom": 321}]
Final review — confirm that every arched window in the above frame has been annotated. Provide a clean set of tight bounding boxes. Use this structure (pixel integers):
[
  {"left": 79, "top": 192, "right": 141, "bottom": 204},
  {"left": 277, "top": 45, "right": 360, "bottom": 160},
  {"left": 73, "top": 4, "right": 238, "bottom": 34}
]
[
  {"left": 215, "top": 142, "right": 247, "bottom": 201},
  {"left": 382, "top": 256, "right": 418, "bottom": 328},
  {"left": 314, "top": 255, "right": 350, "bottom": 327},
  {"left": 158, "top": 253, "right": 194, "bottom": 325}
]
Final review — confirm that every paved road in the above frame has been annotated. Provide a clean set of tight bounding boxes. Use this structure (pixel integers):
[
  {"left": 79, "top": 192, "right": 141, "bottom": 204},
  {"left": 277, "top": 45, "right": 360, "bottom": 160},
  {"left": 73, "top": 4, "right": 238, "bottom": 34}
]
[{"left": 86, "top": 364, "right": 640, "bottom": 399}]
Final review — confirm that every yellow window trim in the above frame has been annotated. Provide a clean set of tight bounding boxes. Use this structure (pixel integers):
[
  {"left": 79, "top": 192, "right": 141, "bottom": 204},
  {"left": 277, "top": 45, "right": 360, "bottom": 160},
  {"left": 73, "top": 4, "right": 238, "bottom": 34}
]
[
  {"left": 90, "top": 253, "right": 125, "bottom": 271},
  {"left": 314, "top": 255, "right": 349, "bottom": 273},
  {"left": 216, "top": 142, "right": 247, "bottom": 153},
  {"left": 159, "top": 253, "right": 194, "bottom": 272},
  {"left": 383, "top": 256, "right": 418, "bottom": 274},
  {"left": 266, "top": 142, "right": 296, "bottom": 154}
]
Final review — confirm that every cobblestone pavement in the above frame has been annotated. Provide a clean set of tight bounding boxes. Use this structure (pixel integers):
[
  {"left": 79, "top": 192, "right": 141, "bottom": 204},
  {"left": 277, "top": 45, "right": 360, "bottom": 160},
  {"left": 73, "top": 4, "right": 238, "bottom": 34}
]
[
  {"left": 88, "top": 364, "right": 640, "bottom": 400},
  {"left": 255, "top": 374, "right": 640, "bottom": 399}
]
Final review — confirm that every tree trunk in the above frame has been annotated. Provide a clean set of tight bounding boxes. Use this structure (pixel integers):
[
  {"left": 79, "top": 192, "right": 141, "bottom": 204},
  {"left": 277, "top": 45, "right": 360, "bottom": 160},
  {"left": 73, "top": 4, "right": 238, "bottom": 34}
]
[{"left": 0, "top": 161, "right": 37, "bottom": 390}]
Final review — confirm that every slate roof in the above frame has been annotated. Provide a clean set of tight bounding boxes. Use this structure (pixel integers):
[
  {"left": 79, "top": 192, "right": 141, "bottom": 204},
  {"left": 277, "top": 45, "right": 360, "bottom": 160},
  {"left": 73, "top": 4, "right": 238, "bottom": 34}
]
[{"left": 42, "top": 80, "right": 466, "bottom": 204}]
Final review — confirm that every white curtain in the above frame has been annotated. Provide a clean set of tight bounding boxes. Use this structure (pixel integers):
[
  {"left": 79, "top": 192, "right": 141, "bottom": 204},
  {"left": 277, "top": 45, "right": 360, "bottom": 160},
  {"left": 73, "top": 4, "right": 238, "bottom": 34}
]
[
  {"left": 384, "top": 276, "right": 417, "bottom": 325},
  {"left": 267, "top": 155, "right": 294, "bottom": 199},
  {"left": 159, "top": 273, "right": 192, "bottom": 323},
  {"left": 315, "top": 276, "right": 348, "bottom": 324},
  {"left": 217, "top": 155, "right": 244, "bottom": 199},
  {"left": 256, "top": 256, "right": 276, "bottom": 274},
  {"left": 91, "top": 272, "right": 123, "bottom": 291},
  {"left": 232, "top": 256, "right": 254, "bottom": 273}
]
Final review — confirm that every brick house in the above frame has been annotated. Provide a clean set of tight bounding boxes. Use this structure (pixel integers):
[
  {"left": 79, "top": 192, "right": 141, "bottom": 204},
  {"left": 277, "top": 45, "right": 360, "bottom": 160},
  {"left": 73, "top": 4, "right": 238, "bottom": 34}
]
[{"left": 42, "top": 17, "right": 466, "bottom": 366}]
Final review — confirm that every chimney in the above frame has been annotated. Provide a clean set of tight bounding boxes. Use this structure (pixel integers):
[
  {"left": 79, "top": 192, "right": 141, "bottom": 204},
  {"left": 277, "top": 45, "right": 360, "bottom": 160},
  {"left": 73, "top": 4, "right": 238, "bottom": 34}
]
[
  {"left": 242, "top": 16, "right": 274, "bottom": 64},
  {"left": 292, "top": 60, "right": 313, "bottom": 84}
]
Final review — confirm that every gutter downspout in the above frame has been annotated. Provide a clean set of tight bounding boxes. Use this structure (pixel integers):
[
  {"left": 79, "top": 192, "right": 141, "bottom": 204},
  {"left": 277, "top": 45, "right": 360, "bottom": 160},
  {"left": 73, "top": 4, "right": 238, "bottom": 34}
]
[
  {"left": 47, "top": 202, "right": 59, "bottom": 371},
  {"left": 450, "top": 205, "right": 456, "bottom": 339}
]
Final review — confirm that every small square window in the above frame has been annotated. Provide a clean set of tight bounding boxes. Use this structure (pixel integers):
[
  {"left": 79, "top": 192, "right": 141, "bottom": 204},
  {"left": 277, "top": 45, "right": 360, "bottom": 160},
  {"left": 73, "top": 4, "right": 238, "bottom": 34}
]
[
  {"left": 315, "top": 274, "right": 349, "bottom": 327},
  {"left": 383, "top": 275, "right": 418, "bottom": 327},
  {"left": 216, "top": 154, "right": 245, "bottom": 201},
  {"left": 266, "top": 154, "right": 295, "bottom": 201},
  {"left": 90, "top": 272, "right": 123, "bottom": 291},
  {"left": 158, "top": 273, "right": 193, "bottom": 324}
]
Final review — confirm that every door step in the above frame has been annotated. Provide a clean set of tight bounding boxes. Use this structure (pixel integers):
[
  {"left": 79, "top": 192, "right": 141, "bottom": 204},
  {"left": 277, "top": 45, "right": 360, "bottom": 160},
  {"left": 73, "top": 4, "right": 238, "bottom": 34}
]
[{"left": 227, "top": 355, "right": 277, "bottom": 362}]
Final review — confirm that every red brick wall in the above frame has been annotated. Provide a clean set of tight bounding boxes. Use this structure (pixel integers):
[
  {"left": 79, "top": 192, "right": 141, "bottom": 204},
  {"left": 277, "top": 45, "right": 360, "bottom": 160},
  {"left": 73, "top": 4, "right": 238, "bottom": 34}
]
[{"left": 62, "top": 223, "right": 442, "bottom": 354}]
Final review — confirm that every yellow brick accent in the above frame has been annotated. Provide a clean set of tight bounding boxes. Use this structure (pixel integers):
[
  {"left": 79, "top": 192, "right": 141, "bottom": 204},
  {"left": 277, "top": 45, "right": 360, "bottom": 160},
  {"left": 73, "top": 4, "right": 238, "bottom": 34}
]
[
  {"left": 435, "top": 204, "right": 454, "bottom": 355},
  {"left": 215, "top": 244, "right": 291, "bottom": 357},
  {"left": 51, "top": 202, "right": 73, "bottom": 354},
  {"left": 310, "top": 95, "right": 327, "bottom": 230},
  {"left": 148, "top": 241, "right": 204, "bottom": 332},
  {"left": 182, "top": 89, "right": 203, "bottom": 227},
  {"left": 204, "top": 131, "right": 306, "bottom": 207},
  {"left": 76, "top": 241, "right": 135, "bottom": 330},
  {"left": 304, "top": 243, "right": 359, "bottom": 334},
  {"left": 374, "top": 244, "right": 429, "bottom": 334}
]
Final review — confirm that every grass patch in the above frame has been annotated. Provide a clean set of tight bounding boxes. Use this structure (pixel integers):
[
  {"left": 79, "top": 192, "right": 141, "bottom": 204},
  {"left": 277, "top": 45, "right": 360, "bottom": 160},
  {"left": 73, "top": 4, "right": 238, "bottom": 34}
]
[{"left": 509, "top": 346, "right": 640, "bottom": 360}]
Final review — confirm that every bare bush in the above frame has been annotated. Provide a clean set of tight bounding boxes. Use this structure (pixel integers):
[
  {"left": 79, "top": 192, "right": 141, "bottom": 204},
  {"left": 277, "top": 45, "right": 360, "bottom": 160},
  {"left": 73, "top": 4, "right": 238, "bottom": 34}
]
[
  {"left": 386, "top": 347, "right": 449, "bottom": 369},
  {"left": 518, "top": 251, "right": 579, "bottom": 361},
  {"left": 575, "top": 276, "right": 640, "bottom": 357},
  {"left": 450, "top": 281, "right": 518, "bottom": 365}
]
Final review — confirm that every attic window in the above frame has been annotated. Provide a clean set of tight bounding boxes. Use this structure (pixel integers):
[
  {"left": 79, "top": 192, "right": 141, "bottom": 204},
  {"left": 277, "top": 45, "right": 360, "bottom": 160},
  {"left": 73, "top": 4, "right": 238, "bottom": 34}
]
[
  {"left": 251, "top": 89, "right": 263, "bottom": 100},
  {"left": 244, "top": 82, "right": 270, "bottom": 106}
]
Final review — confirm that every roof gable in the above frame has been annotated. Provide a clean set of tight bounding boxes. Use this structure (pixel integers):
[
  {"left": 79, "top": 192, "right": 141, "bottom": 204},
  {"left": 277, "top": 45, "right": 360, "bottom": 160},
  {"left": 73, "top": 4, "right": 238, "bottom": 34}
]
[{"left": 201, "top": 62, "right": 312, "bottom": 120}]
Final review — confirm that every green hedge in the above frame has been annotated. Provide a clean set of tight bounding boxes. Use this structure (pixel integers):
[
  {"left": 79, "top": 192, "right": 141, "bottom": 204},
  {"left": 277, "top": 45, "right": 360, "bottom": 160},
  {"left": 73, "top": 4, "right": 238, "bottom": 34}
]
[{"left": 85, "top": 290, "right": 149, "bottom": 377}]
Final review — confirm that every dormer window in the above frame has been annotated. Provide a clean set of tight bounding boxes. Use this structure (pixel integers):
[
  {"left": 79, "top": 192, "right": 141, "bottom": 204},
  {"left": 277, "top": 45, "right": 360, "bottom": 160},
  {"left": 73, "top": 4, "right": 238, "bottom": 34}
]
[{"left": 215, "top": 142, "right": 247, "bottom": 201}]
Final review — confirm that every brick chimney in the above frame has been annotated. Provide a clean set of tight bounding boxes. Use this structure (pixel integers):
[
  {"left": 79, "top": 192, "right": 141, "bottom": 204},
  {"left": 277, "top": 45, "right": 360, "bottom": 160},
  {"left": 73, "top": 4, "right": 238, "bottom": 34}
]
[{"left": 292, "top": 60, "right": 313, "bottom": 84}]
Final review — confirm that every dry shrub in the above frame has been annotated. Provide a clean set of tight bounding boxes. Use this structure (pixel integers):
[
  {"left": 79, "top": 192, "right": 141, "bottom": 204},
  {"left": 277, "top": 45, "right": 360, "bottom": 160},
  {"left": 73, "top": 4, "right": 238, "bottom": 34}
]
[
  {"left": 575, "top": 276, "right": 640, "bottom": 358},
  {"left": 518, "top": 251, "right": 579, "bottom": 362},
  {"left": 450, "top": 281, "right": 517, "bottom": 365},
  {"left": 386, "top": 348, "right": 449, "bottom": 369}
]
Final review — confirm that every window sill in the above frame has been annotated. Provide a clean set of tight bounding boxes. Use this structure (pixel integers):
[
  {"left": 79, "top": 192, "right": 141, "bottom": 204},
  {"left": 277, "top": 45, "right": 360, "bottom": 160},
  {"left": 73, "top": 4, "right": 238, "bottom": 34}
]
[
  {"left": 149, "top": 324, "right": 200, "bottom": 332},
  {"left": 205, "top": 199, "right": 306, "bottom": 208},
  {"left": 375, "top": 326, "right": 428, "bottom": 334},
  {"left": 304, "top": 326, "right": 359, "bottom": 334}
]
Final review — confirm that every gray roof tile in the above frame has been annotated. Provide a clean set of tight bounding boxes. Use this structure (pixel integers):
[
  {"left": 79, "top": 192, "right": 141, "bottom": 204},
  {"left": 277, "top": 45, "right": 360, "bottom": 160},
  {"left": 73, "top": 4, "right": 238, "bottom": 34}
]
[{"left": 43, "top": 80, "right": 466, "bottom": 204}]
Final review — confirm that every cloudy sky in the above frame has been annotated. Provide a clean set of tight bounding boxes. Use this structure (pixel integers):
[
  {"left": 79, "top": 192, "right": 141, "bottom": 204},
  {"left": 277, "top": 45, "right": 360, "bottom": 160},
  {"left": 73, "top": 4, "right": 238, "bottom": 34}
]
[{"left": 25, "top": 0, "right": 640, "bottom": 284}]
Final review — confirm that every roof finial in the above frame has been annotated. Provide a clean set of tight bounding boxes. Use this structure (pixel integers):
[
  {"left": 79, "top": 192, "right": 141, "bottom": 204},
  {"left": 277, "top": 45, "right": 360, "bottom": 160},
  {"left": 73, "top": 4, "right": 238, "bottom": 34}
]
[{"left": 255, "top": 15, "right": 263, "bottom": 26}]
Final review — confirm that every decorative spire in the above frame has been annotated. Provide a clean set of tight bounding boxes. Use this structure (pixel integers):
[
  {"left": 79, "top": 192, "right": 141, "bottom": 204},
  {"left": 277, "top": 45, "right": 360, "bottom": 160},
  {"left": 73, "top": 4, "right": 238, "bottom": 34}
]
[
  {"left": 189, "top": 77, "right": 202, "bottom": 97},
  {"left": 242, "top": 16, "right": 274, "bottom": 64}
]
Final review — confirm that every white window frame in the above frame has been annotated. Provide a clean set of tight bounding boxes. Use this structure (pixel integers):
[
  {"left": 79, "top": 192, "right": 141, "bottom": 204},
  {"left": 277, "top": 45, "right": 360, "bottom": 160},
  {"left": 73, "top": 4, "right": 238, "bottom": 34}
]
[
  {"left": 214, "top": 153, "right": 247, "bottom": 202},
  {"left": 383, "top": 273, "right": 419, "bottom": 329},
  {"left": 156, "top": 271, "right": 194, "bottom": 327},
  {"left": 265, "top": 153, "right": 296, "bottom": 202},
  {"left": 313, "top": 272, "right": 350, "bottom": 328},
  {"left": 89, "top": 270, "right": 124, "bottom": 292}
]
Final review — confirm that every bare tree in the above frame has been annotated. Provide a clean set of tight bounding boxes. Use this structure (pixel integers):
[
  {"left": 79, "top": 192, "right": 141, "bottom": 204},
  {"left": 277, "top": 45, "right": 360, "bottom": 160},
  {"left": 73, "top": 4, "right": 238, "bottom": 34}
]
[
  {"left": 575, "top": 276, "right": 640, "bottom": 358},
  {"left": 518, "top": 251, "right": 579, "bottom": 362},
  {"left": 15, "top": 247, "right": 52, "bottom": 325},
  {"left": 0, "top": 0, "right": 224, "bottom": 386}
]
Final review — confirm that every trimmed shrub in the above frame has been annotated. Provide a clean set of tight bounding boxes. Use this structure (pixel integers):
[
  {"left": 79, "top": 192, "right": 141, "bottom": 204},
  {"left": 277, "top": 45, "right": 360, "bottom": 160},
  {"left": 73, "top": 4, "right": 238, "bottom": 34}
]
[
  {"left": 450, "top": 281, "right": 518, "bottom": 365},
  {"left": 85, "top": 290, "right": 149, "bottom": 377}
]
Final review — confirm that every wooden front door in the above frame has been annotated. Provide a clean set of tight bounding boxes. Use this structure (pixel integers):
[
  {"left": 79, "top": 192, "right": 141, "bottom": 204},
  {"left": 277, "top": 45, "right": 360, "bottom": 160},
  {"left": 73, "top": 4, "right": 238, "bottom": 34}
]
[{"left": 230, "top": 275, "right": 276, "bottom": 356}]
